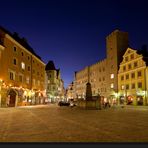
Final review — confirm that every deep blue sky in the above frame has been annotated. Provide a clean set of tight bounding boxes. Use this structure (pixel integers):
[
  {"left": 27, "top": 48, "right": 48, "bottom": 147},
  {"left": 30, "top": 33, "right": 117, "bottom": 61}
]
[{"left": 1, "top": 0, "right": 148, "bottom": 88}]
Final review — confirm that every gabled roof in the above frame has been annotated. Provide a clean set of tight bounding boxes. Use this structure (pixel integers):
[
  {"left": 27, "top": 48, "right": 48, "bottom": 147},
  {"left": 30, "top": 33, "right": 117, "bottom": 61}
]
[
  {"left": 45, "top": 60, "right": 56, "bottom": 70},
  {"left": 0, "top": 25, "right": 41, "bottom": 60}
]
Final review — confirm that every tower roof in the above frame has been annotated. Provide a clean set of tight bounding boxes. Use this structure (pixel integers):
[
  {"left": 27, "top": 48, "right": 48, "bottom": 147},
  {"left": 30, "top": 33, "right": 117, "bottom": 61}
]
[{"left": 45, "top": 60, "right": 56, "bottom": 70}]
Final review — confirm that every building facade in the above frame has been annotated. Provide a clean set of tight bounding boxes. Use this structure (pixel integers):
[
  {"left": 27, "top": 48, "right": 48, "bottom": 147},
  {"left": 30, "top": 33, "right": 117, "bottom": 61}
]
[
  {"left": 0, "top": 26, "right": 46, "bottom": 107},
  {"left": 118, "top": 47, "right": 148, "bottom": 105},
  {"left": 72, "top": 30, "right": 129, "bottom": 104},
  {"left": 45, "top": 60, "right": 65, "bottom": 103}
]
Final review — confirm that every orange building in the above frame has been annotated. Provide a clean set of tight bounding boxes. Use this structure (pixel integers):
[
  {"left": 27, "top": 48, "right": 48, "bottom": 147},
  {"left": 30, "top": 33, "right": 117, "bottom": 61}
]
[{"left": 0, "top": 26, "right": 46, "bottom": 107}]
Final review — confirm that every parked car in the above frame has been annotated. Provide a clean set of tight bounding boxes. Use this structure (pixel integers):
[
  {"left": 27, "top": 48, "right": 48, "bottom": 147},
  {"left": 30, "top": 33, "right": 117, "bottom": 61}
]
[{"left": 58, "top": 101, "right": 70, "bottom": 106}]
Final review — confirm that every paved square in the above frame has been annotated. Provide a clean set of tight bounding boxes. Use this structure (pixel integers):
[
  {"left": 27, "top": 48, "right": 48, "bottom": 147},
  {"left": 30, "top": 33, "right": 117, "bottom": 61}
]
[{"left": 0, "top": 105, "right": 148, "bottom": 142}]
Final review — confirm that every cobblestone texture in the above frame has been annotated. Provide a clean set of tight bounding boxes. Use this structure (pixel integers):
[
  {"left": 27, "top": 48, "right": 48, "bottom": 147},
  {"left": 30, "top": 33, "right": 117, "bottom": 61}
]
[{"left": 0, "top": 104, "right": 148, "bottom": 142}]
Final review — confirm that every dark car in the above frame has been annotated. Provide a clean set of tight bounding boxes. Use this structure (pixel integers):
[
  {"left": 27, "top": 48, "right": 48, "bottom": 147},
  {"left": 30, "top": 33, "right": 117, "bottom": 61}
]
[{"left": 58, "top": 101, "right": 70, "bottom": 106}]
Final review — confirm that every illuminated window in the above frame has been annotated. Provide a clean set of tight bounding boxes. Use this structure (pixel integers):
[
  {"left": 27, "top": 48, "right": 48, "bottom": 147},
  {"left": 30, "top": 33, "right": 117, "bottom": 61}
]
[
  {"left": 110, "top": 74, "right": 114, "bottom": 79},
  {"left": 21, "top": 62, "right": 25, "bottom": 70},
  {"left": 10, "top": 72, "right": 15, "bottom": 80},
  {"left": 26, "top": 77, "right": 30, "bottom": 84},
  {"left": 121, "top": 85, "right": 124, "bottom": 90},
  {"left": 38, "top": 80, "right": 40, "bottom": 86},
  {"left": 111, "top": 83, "right": 114, "bottom": 88}
]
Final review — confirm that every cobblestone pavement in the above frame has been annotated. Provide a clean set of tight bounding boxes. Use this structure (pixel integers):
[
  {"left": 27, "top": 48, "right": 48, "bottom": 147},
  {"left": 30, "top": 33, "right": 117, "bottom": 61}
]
[{"left": 0, "top": 104, "right": 148, "bottom": 142}]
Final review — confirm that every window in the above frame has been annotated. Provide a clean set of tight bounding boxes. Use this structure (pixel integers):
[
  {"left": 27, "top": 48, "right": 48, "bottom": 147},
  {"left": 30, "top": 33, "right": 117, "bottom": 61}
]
[
  {"left": 111, "top": 83, "right": 114, "bottom": 89},
  {"left": 121, "top": 85, "right": 124, "bottom": 90},
  {"left": 28, "top": 56, "right": 30, "bottom": 60},
  {"left": 111, "top": 65, "right": 114, "bottom": 69},
  {"left": 13, "top": 59, "right": 17, "bottom": 65},
  {"left": 21, "top": 62, "right": 25, "bottom": 70},
  {"left": 134, "top": 62, "right": 138, "bottom": 68},
  {"left": 130, "top": 54, "right": 134, "bottom": 59},
  {"left": 128, "top": 64, "right": 131, "bottom": 70},
  {"left": 26, "top": 77, "right": 30, "bottom": 84},
  {"left": 138, "top": 82, "right": 142, "bottom": 88},
  {"left": 28, "top": 66, "right": 30, "bottom": 71},
  {"left": 21, "top": 52, "right": 24, "bottom": 56},
  {"left": 33, "top": 79, "right": 35, "bottom": 85},
  {"left": 126, "top": 74, "right": 129, "bottom": 80},
  {"left": 10, "top": 72, "right": 14, "bottom": 80},
  {"left": 37, "top": 80, "right": 40, "bottom": 86},
  {"left": 131, "top": 73, "right": 135, "bottom": 79},
  {"left": 132, "top": 83, "right": 135, "bottom": 89},
  {"left": 121, "top": 76, "right": 124, "bottom": 81},
  {"left": 13, "top": 46, "right": 17, "bottom": 52},
  {"left": 49, "top": 74, "right": 52, "bottom": 78},
  {"left": 125, "top": 56, "right": 128, "bottom": 62},
  {"left": 123, "top": 66, "right": 126, "bottom": 71},
  {"left": 126, "top": 84, "right": 129, "bottom": 89},
  {"left": 138, "top": 71, "right": 142, "bottom": 77},
  {"left": 19, "top": 75, "right": 23, "bottom": 82},
  {"left": 48, "top": 80, "right": 50, "bottom": 84},
  {"left": 111, "top": 74, "right": 114, "bottom": 79}
]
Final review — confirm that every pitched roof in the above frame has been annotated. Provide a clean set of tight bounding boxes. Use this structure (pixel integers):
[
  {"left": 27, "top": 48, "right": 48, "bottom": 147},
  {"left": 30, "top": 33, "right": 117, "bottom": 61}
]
[
  {"left": 0, "top": 25, "right": 42, "bottom": 60},
  {"left": 45, "top": 60, "right": 56, "bottom": 70}
]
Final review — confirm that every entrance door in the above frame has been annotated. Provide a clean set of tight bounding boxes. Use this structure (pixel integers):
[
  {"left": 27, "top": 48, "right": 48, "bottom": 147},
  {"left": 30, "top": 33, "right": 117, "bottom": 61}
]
[{"left": 9, "top": 90, "right": 16, "bottom": 107}]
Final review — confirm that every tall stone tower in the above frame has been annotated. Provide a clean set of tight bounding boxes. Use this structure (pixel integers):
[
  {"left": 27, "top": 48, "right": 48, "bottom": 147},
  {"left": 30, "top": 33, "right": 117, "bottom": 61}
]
[{"left": 106, "top": 30, "right": 129, "bottom": 98}]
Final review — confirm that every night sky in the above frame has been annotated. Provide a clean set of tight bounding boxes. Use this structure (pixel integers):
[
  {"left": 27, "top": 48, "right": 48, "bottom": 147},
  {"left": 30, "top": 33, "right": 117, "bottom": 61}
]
[{"left": 1, "top": 0, "right": 148, "bottom": 88}]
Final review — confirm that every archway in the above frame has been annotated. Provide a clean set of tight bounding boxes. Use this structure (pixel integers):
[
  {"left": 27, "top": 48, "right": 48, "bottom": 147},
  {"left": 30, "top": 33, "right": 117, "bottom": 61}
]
[{"left": 8, "top": 89, "right": 17, "bottom": 107}]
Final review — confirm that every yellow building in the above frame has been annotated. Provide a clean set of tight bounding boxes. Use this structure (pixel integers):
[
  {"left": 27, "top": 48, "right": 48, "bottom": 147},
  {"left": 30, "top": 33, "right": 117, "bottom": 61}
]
[
  {"left": 0, "top": 26, "right": 46, "bottom": 107},
  {"left": 118, "top": 47, "right": 148, "bottom": 105},
  {"left": 45, "top": 60, "right": 65, "bottom": 103},
  {"left": 73, "top": 30, "right": 129, "bottom": 104}
]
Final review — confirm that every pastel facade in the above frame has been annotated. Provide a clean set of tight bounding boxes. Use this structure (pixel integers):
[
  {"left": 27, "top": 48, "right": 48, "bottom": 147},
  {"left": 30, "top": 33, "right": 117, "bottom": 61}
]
[
  {"left": 118, "top": 47, "right": 148, "bottom": 105},
  {"left": 0, "top": 26, "right": 46, "bottom": 107}
]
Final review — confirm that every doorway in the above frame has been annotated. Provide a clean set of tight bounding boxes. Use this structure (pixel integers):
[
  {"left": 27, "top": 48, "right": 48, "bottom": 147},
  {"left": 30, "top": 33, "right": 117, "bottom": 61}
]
[{"left": 8, "top": 90, "right": 16, "bottom": 107}]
